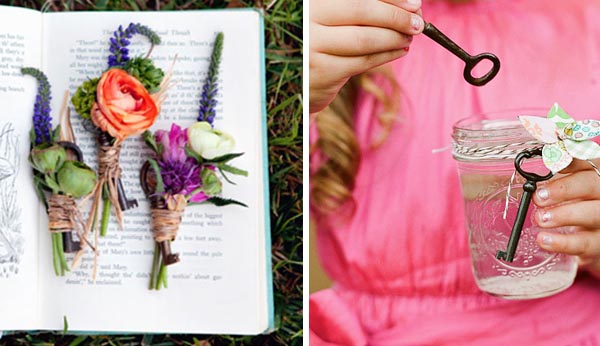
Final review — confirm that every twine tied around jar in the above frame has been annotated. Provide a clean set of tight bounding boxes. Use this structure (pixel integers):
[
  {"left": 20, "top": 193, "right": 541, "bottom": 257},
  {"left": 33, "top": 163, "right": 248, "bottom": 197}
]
[{"left": 452, "top": 140, "right": 542, "bottom": 161}]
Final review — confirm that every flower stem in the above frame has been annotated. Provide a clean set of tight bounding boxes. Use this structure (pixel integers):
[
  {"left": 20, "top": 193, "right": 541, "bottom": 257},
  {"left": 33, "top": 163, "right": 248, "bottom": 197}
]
[
  {"left": 157, "top": 262, "right": 168, "bottom": 290},
  {"left": 149, "top": 242, "right": 161, "bottom": 290},
  {"left": 52, "top": 234, "right": 60, "bottom": 276},
  {"left": 56, "top": 233, "right": 68, "bottom": 275},
  {"left": 100, "top": 196, "right": 111, "bottom": 237}
]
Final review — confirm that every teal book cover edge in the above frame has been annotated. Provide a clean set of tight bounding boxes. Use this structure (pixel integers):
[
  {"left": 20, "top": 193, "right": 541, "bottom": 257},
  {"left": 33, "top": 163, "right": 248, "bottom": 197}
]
[
  {"left": 0, "top": 6, "right": 275, "bottom": 337},
  {"left": 257, "top": 7, "right": 276, "bottom": 334}
]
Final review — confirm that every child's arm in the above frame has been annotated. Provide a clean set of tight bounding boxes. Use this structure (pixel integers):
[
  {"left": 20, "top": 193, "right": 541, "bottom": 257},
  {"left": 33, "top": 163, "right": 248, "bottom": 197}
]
[{"left": 309, "top": 0, "right": 423, "bottom": 113}]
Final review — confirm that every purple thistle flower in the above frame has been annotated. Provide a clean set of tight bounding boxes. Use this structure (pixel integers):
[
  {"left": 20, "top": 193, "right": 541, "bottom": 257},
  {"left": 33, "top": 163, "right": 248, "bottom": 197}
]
[
  {"left": 158, "top": 159, "right": 202, "bottom": 196},
  {"left": 21, "top": 67, "right": 53, "bottom": 145},
  {"left": 154, "top": 124, "right": 207, "bottom": 202}
]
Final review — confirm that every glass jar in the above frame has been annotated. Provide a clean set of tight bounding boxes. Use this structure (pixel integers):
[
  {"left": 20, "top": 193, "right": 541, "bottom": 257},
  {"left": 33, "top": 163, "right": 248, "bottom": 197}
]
[{"left": 452, "top": 115, "right": 577, "bottom": 300}]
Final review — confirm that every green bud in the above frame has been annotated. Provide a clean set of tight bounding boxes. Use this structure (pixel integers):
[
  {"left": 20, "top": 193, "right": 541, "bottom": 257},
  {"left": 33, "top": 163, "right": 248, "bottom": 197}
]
[
  {"left": 201, "top": 167, "right": 222, "bottom": 196},
  {"left": 56, "top": 161, "right": 97, "bottom": 198},
  {"left": 30, "top": 144, "right": 66, "bottom": 174}
]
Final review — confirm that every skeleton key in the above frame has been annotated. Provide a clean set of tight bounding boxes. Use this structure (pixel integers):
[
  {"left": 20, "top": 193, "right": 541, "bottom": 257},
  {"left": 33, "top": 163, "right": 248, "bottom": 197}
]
[
  {"left": 422, "top": 22, "right": 500, "bottom": 86},
  {"left": 117, "top": 179, "right": 138, "bottom": 210},
  {"left": 496, "top": 148, "right": 553, "bottom": 262},
  {"left": 97, "top": 132, "right": 138, "bottom": 211}
]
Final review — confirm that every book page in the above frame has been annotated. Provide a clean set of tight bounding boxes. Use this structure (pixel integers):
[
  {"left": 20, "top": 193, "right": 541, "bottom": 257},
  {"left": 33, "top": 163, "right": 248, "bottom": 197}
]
[
  {"left": 0, "top": 5, "right": 43, "bottom": 330},
  {"left": 40, "top": 10, "right": 269, "bottom": 334}
]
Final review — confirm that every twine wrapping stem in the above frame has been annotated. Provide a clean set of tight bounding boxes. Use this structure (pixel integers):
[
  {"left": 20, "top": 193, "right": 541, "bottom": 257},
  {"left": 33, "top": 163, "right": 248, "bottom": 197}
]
[
  {"left": 151, "top": 194, "right": 187, "bottom": 242},
  {"left": 98, "top": 139, "right": 124, "bottom": 227},
  {"left": 48, "top": 194, "right": 77, "bottom": 233}
]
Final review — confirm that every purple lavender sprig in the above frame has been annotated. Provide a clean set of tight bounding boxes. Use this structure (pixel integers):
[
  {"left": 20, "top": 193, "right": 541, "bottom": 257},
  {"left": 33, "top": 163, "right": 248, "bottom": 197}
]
[
  {"left": 197, "top": 32, "right": 224, "bottom": 126},
  {"left": 107, "top": 23, "right": 162, "bottom": 68},
  {"left": 21, "top": 67, "right": 52, "bottom": 145}
]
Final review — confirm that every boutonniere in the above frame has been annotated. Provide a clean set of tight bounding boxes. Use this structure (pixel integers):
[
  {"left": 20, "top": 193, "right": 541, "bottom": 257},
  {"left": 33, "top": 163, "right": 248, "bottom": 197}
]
[
  {"left": 140, "top": 33, "right": 248, "bottom": 290},
  {"left": 23, "top": 67, "right": 97, "bottom": 276},
  {"left": 70, "top": 23, "right": 169, "bottom": 257},
  {"left": 519, "top": 103, "right": 600, "bottom": 174}
]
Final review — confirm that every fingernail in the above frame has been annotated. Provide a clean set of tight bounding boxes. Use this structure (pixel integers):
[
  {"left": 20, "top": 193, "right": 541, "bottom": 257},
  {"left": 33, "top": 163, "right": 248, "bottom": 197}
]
[
  {"left": 411, "top": 15, "right": 424, "bottom": 32},
  {"left": 540, "top": 234, "right": 553, "bottom": 246},
  {"left": 407, "top": 0, "right": 422, "bottom": 6},
  {"left": 537, "top": 187, "right": 549, "bottom": 201},
  {"left": 540, "top": 210, "right": 552, "bottom": 223}
]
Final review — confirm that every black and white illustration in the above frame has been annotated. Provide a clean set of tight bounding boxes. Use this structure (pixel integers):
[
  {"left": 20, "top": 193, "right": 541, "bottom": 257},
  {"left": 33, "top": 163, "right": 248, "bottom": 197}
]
[{"left": 0, "top": 123, "right": 22, "bottom": 278}]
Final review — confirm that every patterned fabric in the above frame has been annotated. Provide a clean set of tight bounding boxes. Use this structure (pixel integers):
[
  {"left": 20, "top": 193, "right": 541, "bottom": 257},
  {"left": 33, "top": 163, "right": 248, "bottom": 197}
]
[{"left": 520, "top": 104, "right": 600, "bottom": 173}]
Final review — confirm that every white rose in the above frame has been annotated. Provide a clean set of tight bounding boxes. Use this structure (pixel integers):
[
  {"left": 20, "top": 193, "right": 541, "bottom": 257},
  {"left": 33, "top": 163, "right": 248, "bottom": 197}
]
[{"left": 187, "top": 121, "right": 235, "bottom": 160}]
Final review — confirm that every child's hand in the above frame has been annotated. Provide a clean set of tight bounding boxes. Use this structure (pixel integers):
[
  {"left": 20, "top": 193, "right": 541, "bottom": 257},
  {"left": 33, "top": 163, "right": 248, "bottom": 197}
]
[
  {"left": 309, "top": 0, "right": 424, "bottom": 113},
  {"left": 533, "top": 159, "right": 600, "bottom": 279}
]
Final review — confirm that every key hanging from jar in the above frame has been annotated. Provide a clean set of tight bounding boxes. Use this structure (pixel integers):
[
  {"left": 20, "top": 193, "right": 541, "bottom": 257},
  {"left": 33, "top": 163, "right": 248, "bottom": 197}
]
[{"left": 496, "top": 148, "right": 553, "bottom": 262}]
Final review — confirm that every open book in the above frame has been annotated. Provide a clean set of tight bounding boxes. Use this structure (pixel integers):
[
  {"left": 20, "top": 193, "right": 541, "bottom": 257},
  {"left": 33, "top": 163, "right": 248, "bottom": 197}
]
[{"left": 0, "top": 5, "right": 273, "bottom": 335}]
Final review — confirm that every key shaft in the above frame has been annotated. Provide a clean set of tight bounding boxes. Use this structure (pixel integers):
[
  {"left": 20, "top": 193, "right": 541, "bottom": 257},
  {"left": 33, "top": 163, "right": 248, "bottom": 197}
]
[{"left": 496, "top": 180, "right": 537, "bottom": 262}]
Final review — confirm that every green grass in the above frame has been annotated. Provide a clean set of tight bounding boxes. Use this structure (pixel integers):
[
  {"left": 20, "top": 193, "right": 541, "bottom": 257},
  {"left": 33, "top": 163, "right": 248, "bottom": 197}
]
[{"left": 1, "top": 0, "right": 303, "bottom": 345}]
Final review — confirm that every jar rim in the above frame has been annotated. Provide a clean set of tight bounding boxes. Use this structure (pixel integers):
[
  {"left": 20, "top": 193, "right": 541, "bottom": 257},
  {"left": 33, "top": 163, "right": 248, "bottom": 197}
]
[
  {"left": 452, "top": 108, "right": 545, "bottom": 162},
  {"left": 452, "top": 107, "right": 548, "bottom": 140}
]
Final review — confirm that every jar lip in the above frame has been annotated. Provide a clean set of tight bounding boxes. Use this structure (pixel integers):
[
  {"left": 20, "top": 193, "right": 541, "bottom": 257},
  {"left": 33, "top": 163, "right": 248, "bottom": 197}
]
[
  {"left": 452, "top": 107, "right": 548, "bottom": 140},
  {"left": 452, "top": 108, "right": 546, "bottom": 162}
]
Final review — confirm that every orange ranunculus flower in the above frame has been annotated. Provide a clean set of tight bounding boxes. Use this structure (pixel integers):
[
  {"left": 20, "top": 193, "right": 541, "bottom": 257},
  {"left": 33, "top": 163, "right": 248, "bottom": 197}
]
[{"left": 91, "top": 68, "right": 159, "bottom": 141}]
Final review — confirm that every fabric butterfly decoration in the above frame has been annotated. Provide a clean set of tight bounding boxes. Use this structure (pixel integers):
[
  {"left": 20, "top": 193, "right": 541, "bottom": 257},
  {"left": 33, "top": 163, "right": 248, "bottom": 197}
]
[{"left": 519, "top": 103, "right": 600, "bottom": 174}]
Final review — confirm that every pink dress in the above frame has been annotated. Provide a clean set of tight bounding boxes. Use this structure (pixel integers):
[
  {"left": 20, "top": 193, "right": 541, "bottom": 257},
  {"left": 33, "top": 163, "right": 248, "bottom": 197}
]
[{"left": 310, "top": 0, "right": 600, "bottom": 345}]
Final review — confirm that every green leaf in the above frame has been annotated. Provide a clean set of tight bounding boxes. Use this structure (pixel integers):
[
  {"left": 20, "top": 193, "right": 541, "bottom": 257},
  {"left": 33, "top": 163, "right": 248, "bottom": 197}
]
[
  {"left": 29, "top": 128, "right": 36, "bottom": 145},
  {"left": 185, "top": 146, "right": 204, "bottom": 163},
  {"left": 218, "top": 163, "right": 248, "bottom": 177},
  {"left": 142, "top": 130, "right": 159, "bottom": 153},
  {"left": 33, "top": 173, "right": 49, "bottom": 209},
  {"left": 92, "top": 0, "right": 108, "bottom": 10},
  {"left": 218, "top": 168, "right": 236, "bottom": 185},
  {"left": 44, "top": 174, "right": 60, "bottom": 194},
  {"left": 141, "top": 334, "right": 154, "bottom": 345},
  {"left": 160, "top": 0, "right": 176, "bottom": 10},
  {"left": 69, "top": 336, "right": 88, "bottom": 346},
  {"left": 203, "top": 197, "right": 247, "bottom": 208},
  {"left": 63, "top": 315, "right": 69, "bottom": 334},
  {"left": 206, "top": 152, "right": 244, "bottom": 164},
  {"left": 52, "top": 125, "right": 61, "bottom": 143},
  {"left": 148, "top": 159, "right": 165, "bottom": 193}
]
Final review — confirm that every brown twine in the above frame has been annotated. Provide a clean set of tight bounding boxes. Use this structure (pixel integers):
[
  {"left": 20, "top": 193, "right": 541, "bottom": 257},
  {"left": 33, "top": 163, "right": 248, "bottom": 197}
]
[
  {"left": 47, "top": 194, "right": 93, "bottom": 247},
  {"left": 73, "top": 139, "right": 123, "bottom": 280},
  {"left": 98, "top": 139, "right": 124, "bottom": 228},
  {"left": 151, "top": 194, "right": 187, "bottom": 242},
  {"left": 48, "top": 194, "right": 78, "bottom": 233}
]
